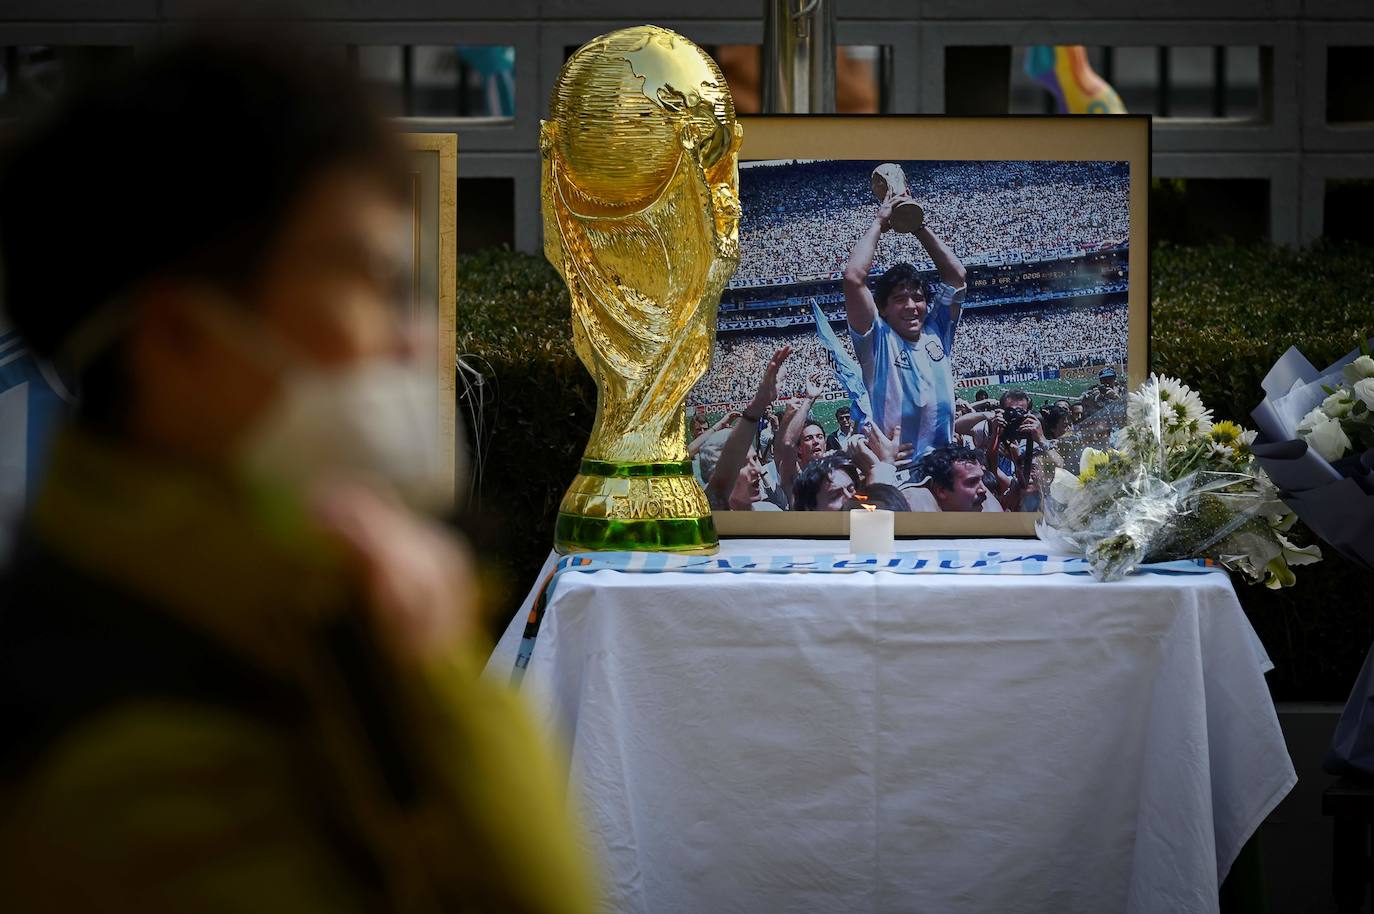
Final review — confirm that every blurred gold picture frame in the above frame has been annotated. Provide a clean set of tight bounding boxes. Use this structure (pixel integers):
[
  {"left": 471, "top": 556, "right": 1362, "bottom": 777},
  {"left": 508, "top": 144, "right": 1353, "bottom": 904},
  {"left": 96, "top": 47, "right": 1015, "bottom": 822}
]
[
  {"left": 707, "top": 115, "right": 1150, "bottom": 538},
  {"left": 401, "top": 132, "right": 458, "bottom": 505}
]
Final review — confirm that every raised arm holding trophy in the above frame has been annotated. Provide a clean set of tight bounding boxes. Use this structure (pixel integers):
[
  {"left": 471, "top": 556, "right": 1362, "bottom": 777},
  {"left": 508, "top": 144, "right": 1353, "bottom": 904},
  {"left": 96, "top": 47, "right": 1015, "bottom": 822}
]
[{"left": 869, "top": 162, "right": 924, "bottom": 234}]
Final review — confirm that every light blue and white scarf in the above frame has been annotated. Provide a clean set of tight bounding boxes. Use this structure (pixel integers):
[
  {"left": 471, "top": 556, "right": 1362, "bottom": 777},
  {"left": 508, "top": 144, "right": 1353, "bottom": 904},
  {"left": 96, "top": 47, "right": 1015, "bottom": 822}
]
[{"left": 512, "top": 549, "right": 1219, "bottom": 682}]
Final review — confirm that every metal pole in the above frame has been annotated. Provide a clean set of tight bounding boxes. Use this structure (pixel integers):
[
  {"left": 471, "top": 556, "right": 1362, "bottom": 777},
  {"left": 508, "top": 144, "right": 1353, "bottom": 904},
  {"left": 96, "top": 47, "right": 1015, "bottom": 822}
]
[
  {"left": 762, "top": 0, "right": 836, "bottom": 114},
  {"left": 1156, "top": 46, "right": 1171, "bottom": 118},
  {"left": 401, "top": 45, "right": 415, "bottom": 117}
]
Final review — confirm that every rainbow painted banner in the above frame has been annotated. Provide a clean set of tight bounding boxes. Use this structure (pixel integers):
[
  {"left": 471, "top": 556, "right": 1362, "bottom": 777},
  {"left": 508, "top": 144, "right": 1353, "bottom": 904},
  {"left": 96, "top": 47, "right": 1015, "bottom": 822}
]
[{"left": 511, "top": 549, "right": 1220, "bottom": 682}]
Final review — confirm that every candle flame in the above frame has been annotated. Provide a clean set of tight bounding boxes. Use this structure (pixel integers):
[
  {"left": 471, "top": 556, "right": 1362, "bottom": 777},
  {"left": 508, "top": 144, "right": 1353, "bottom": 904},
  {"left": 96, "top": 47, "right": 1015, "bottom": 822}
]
[{"left": 855, "top": 493, "right": 875, "bottom": 512}]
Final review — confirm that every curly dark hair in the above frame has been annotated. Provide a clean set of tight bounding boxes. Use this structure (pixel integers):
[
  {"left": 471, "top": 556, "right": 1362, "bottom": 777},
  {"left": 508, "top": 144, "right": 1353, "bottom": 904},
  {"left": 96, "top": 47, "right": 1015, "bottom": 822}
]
[
  {"left": 1040, "top": 404, "right": 1071, "bottom": 439},
  {"left": 918, "top": 445, "right": 985, "bottom": 491},
  {"left": 873, "top": 262, "right": 928, "bottom": 315},
  {"left": 999, "top": 389, "right": 1031, "bottom": 409},
  {"left": 792, "top": 453, "right": 857, "bottom": 511}
]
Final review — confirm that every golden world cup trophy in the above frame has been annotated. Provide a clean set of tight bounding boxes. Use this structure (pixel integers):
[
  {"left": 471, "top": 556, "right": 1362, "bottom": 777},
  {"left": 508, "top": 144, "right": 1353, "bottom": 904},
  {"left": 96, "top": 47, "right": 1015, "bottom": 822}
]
[
  {"left": 870, "top": 163, "right": 924, "bottom": 233},
  {"left": 542, "top": 25, "right": 742, "bottom": 554}
]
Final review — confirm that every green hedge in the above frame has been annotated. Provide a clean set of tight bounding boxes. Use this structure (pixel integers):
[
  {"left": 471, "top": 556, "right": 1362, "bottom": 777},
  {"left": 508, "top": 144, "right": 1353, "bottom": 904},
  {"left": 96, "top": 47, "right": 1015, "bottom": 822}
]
[
  {"left": 1150, "top": 242, "right": 1374, "bottom": 701},
  {"left": 458, "top": 242, "right": 1374, "bottom": 701}
]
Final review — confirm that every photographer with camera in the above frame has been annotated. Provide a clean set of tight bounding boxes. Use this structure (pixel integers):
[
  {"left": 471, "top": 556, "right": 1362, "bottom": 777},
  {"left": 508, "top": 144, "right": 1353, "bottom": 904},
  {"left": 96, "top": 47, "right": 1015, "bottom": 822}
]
[{"left": 955, "top": 389, "right": 1049, "bottom": 511}]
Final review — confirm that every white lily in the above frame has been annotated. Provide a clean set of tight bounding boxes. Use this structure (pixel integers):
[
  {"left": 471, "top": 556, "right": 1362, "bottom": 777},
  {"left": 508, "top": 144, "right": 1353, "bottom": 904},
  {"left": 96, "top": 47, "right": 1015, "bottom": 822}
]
[{"left": 1050, "top": 467, "right": 1083, "bottom": 506}]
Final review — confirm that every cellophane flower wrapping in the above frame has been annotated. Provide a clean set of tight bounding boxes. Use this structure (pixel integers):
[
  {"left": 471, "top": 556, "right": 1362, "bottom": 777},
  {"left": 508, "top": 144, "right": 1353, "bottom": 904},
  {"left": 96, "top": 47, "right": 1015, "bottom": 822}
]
[{"left": 1038, "top": 375, "right": 1321, "bottom": 585}]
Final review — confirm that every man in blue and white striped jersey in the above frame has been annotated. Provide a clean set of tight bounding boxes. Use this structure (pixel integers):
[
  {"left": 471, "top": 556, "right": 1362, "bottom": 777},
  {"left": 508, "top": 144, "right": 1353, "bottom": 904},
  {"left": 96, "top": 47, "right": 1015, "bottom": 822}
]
[{"left": 842, "top": 190, "right": 967, "bottom": 460}]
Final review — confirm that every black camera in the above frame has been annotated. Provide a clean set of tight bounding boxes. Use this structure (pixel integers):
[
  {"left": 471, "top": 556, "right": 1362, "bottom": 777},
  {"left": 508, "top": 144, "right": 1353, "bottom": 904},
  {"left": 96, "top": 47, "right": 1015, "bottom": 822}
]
[{"left": 1000, "top": 406, "right": 1030, "bottom": 440}]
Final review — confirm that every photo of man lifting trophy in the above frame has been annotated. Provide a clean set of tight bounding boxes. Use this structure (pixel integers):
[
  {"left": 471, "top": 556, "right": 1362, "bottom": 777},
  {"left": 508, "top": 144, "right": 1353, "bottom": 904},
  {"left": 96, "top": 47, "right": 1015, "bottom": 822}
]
[
  {"left": 843, "top": 162, "right": 966, "bottom": 462},
  {"left": 689, "top": 155, "right": 1131, "bottom": 514}
]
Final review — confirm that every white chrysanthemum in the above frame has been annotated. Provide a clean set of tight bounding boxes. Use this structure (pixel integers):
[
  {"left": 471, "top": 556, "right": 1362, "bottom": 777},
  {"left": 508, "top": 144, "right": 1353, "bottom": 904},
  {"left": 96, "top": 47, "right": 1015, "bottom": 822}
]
[
  {"left": 1157, "top": 375, "right": 1212, "bottom": 439},
  {"left": 1125, "top": 382, "right": 1158, "bottom": 426},
  {"left": 1128, "top": 374, "right": 1212, "bottom": 447},
  {"left": 1208, "top": 442, "right": 1235, "bottom": 460}
]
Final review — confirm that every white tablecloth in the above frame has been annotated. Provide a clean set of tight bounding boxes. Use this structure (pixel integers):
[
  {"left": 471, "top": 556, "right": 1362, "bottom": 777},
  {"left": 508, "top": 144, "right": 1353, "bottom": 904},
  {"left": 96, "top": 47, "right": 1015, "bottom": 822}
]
[{"left": 486, "top": 539, "right": 1296, "bottom": 914}]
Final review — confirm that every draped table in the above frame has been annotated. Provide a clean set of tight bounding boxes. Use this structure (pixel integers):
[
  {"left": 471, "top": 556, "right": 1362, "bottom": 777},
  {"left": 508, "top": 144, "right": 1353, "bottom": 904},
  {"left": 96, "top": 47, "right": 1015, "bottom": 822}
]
[{"left": 486, "top": 539, "right": 1295, "bottom": 914}]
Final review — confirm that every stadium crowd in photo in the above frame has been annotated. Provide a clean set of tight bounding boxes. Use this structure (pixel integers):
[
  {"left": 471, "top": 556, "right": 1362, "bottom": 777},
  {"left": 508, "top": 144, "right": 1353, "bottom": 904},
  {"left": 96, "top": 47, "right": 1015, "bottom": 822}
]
[{"left": 687, "top": 158, "right": 1132, "bottom": 514}]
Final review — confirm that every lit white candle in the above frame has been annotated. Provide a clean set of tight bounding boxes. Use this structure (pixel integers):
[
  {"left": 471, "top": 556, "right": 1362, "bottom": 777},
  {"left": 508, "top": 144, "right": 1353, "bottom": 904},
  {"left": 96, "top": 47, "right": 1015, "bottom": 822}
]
[{"left": 849, "top": 505, "right": 895, "bottom": 554}]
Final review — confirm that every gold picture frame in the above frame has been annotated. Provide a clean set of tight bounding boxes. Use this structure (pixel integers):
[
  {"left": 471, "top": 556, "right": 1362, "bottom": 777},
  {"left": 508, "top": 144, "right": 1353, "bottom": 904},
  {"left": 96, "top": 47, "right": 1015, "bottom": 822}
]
[
  {"left": 401, "top": 132, "right": 459, "bottom": 505},
  {"left": 699, "top": 115, "right": 1150, "bottom": 538}
]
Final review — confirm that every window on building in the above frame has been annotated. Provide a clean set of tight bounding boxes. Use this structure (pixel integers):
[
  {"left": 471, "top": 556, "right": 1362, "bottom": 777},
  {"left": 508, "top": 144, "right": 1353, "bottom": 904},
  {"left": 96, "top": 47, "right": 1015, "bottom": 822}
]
[
  {"left": 458, "top": 177, "right": 515, "bottom": 252},
  {"left": 1326, "top": 47, "right": 1374, "bottom": 125},
  {"left": 994, "top": 45, "right": 1266, "bottom": 120},
  {"left": 1325, "top": 179, "right": 1374, "bottom": 243},
  {"left": 0, "top": 46, "right": 134, "bottom": 118},
  {"left": 352, "top": 45, "right": 515, "bottom": 119},
  {"left": 1151, "top": 178, "right": 1269, "bottom": 244}
]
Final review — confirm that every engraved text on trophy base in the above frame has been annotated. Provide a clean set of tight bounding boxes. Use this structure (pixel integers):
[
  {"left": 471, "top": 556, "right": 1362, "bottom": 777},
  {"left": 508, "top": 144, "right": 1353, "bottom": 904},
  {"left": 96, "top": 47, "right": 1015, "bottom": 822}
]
[{"left": 560, "top": 473, "right": 711, "bottom": 521}]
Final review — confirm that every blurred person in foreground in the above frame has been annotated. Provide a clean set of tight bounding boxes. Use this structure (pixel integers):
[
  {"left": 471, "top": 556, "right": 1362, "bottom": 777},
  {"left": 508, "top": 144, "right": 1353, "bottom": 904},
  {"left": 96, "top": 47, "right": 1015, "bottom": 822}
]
[{"left": 0, "top": 32, "right": 596, "bottom": 914}]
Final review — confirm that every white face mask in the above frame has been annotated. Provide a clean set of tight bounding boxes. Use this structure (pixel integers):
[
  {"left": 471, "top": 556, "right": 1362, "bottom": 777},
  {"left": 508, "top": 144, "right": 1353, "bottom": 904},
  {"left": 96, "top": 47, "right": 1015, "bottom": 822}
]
[
  {"left": 240, "top": 359, "right": 450, "bottom": 513},
  {"left": 194, "top": 296, "right": 453, "bottom": 513}
]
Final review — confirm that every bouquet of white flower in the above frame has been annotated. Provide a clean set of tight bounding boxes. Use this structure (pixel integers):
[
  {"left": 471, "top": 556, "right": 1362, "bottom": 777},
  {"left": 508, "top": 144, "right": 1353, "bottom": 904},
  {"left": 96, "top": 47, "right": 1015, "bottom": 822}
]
[
  {"left": 1296, "top": 348, "right": 1374, "bottom": 464},
  {"left": 1252, "top": 341, "right": 1374, "bottom": 780},
  {"left": 1038, "top": 374, "right": 1321, "bottom": 586},
  {"left": 1250, "top": 338, "right": 1374, "bottom": 571}
]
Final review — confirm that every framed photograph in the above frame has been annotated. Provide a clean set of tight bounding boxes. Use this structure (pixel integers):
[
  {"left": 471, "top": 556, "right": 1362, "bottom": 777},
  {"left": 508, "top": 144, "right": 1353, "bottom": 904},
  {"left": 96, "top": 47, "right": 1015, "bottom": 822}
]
[
  {"left": 687, "top": 116, "right": 1149, "bottom": 537},
  {"left": 401, "top": 132, "right": 460, "bottom": 505}
]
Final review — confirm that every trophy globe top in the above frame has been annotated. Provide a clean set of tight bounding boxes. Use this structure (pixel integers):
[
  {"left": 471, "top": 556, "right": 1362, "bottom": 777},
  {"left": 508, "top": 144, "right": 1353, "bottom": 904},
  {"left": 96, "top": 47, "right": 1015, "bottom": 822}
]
[{"left": 546, "top": 25, "right": 737, "bottom": 217}]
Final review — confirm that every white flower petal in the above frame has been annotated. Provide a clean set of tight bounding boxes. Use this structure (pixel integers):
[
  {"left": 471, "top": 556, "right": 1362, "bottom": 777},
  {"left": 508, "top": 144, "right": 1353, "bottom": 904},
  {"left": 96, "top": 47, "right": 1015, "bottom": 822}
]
[
  {"left": 1079, "top": 447, "right": 1107, "bottom": 475},
  {"left": 1276, "top": 532, "right": 1322, "bottom": 566},
  {"left": 1343, "top": 354, "right": 1374, "bottom": 384},
  {"left": 1354, "top": 377, "right": 1374, "bottom": 410},
  {"left": 1050, "top": 468, "right": 1083, "bottom": 505},
  {"left": 1322, "top": 390, "right": 1355, "bottom": 418},
  {"left": 1297, "top": 408, "right": 1352, "bottom": 462}
]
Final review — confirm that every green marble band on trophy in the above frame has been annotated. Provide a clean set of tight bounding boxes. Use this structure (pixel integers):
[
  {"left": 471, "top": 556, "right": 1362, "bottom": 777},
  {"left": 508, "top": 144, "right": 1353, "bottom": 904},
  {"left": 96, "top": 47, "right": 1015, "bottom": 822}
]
[{"left": 540, "top": 25, "right": 742, "bottom": 554}]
